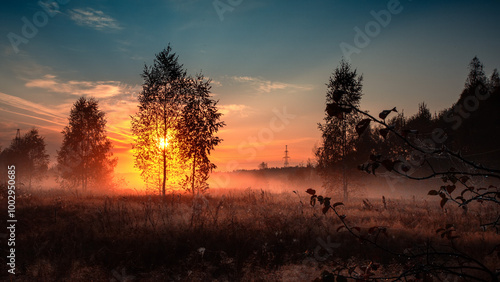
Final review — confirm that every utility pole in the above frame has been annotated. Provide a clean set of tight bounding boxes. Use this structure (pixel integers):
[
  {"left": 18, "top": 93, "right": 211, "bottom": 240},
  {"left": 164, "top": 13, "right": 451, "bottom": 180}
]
[
  {"left": 283, "top": 145, "right": 290, "bottom": 168},
  {"left": 15, "top": 129, "right": 21, "bottom": 145}
]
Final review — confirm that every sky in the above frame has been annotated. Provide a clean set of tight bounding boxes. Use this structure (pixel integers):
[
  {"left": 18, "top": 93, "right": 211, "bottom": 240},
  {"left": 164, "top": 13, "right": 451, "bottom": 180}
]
[{"left": 1, "top": 0, "right": 499, "bottom": 188}]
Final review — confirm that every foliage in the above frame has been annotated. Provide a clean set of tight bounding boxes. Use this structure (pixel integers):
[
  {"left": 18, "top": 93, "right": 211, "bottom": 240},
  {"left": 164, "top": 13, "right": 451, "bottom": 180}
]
[
  {"left": 258, "top": 162, "right": 268, "bottom": 170},
  {"left": 177, "top": 74, "right": 225, "bottom": 194},
  {"left": 310, "top": 66, "right": 500, "bottom": 282},
  {"left": 464, "top": 56, "right": 488, "bottom": 94},
  {"left": 131, "top": 46, "right": 224, "bottom": 196},
  {"left": 441, "top": 58, "right": 500, "bottom": 165},
  {"left": 0, "top": 128, "right": 49, "bottom": 188},
  {"left": 316, "top": 59, "right": 363, "bottom": 201},
  {"left": 57, "top": 97, "right": 116, "bottom": 191},
  {"left": 131, "top": 45, "right": 188, "bottom": 195},
  {"left": 319, "top": 57, "right": 500, "bottom": 176}
]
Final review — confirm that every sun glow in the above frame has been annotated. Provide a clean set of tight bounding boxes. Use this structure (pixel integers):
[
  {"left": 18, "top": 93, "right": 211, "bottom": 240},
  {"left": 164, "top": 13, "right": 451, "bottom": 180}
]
[{"left": 158, "top": 137, "right": 168, "bottom": 150}]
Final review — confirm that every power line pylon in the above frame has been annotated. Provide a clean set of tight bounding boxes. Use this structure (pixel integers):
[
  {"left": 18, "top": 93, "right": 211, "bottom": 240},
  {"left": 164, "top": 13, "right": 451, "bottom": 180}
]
[
  {"left": 283, "top": 145, "right": 290, "bottom": 168},
  {"left": 15, "top": 129, "right": 21, "bottom": 145}
]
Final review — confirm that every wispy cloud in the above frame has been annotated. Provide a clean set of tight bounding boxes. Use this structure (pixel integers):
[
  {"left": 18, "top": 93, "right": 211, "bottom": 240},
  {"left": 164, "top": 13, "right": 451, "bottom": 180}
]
[
  {"left": 218, "top": 104, "right": 252, "bottom": 118},
  {"left": 231, "top": 76, "right": 313, "bottom": 93},
  {"left": 0, "top": 92, "right": 67, "bottom": 125},
  {"left": 0, "top": 91, "right": 137, "bottom": 147},
  {"left": 0, "top": 91, "right": 139, "bottom": 170},
  {"left": 210, "top": 79, "right": 222, "bottom": 87},
  {"left": 24, "top": 74, "right": 141, "bottom": 144},
  {"left": 68, "top": 8, "right": 122, "bottom": 31},
  {"left": 99, "top": 97, "right": 138, "bottom": 143},
  {"left": 25, "top": 74, "right": 138, "bottom": 98},
  {"left": 0, "top": 107, "right": 64, "bottom": 128},
  {"left": 39, "top": 1, "right": 61, "bottom": 16},
  {"left": 0, "top": 92, "right": 69, "bottom": 142}
]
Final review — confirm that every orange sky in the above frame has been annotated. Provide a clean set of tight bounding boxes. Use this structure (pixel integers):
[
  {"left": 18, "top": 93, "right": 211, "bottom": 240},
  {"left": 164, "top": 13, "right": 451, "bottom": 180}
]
[{"left": 0, "top": 74, "right": 325, "bottom": 191}]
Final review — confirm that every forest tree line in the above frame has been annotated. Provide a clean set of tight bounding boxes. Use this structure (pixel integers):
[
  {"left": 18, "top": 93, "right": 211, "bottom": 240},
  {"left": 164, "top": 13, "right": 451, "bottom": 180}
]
[{"left": 315, "top": 56, "right": 500, "bottom": 199}]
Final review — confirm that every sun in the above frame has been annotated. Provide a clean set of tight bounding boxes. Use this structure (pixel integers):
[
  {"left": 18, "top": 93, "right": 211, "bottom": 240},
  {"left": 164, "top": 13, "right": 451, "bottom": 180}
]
[{"left": 158, "top": 137, "right": 168, "bottom": 149}]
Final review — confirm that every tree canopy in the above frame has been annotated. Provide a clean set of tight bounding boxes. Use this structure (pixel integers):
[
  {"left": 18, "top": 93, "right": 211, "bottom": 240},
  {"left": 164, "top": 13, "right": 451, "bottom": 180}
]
[
  {"left": 0, "top": 128, "right": 49, "bottom": 189},
  {"left": 177, "top": 74, "right": 225, "bottom": 194},
  {"left": 316, "top": 59, "right": 363, "bottom": 201},
  {"left": 57, "top": 96, "right": 116, "bottom": 191},
  {"left": 131, "top": 45, "right": 224, "bottom": 195}
]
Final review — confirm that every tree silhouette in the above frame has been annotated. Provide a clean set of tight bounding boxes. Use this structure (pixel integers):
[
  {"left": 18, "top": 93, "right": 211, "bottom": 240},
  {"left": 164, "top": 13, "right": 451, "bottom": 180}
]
[
  {"left": 406, "top": 102, "right": 432, "bottom": 129},
  {"left": 373, "top": 111, "right": 407, "bottom": 159},
  {"left": 490, "top": 68, "right": 500, "bottom": 90},
  {"left": 258, "top": 162, "right": 268, "bottom": 170},
  {"left": 0, "top": 128, "right": 49, "bottom": 189},
  {"left": 438, "top": 57, "right": 500, "bottom": 165},
  {"left": 177, "top": 74, "right": 224, "bottom": 194},
  {"left": 57, "top": 97, "right": 116, "bottom": 191},
  {"left": 312, "top": 80, "right": 500, "bottom": 280},
  {"left": 316, "top": 59, "right": 363, "bottom": 201},
  {"left": 131, "top": 45, "right": 188, "bottom": 195},
  {"left": 464, "top": 56, "right": 488, "bottom": 93}
]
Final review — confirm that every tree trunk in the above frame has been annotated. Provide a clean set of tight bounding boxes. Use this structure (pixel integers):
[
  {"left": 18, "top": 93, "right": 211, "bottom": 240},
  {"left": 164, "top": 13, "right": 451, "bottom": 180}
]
[
  {"left": 342, "top": 117, "right": 348, "bottom": 202},
  {"left": 162, "top": 104, "right": 167, "bottom": 197},
  {"left": 192, "top": 152, "right": 196, "bottom": 195},
  {"left": 162, "top": 143, "right": 166, "bottom": 197}
]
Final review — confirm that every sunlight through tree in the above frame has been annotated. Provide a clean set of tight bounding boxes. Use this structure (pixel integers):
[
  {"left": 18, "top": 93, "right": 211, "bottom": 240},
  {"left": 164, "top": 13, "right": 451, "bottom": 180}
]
[{"left": 131, "top": 46, "right": 224, "bottom": 195}]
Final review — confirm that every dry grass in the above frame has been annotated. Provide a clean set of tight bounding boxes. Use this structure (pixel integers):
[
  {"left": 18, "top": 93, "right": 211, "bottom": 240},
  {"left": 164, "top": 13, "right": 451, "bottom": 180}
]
[{"left": 2, "top": 187, "right": 499, "bottom": 281}]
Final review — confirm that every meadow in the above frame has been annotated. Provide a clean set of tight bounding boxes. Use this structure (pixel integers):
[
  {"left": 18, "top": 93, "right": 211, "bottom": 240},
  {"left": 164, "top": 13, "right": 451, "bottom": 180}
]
[{"left": 2, "top": 186, "right": 499, "bottom": 281}]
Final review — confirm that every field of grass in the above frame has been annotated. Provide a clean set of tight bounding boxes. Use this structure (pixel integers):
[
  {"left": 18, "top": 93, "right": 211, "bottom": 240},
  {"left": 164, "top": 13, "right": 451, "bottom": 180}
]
[{"left": 2, "top": 187, "right": 499, "bottom": 281}]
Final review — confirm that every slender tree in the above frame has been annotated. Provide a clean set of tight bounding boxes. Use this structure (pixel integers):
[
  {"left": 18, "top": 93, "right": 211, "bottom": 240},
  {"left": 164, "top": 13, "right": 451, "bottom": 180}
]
[
  {"left": 489, "top": 68, "right": 500, "bottom": 91},
  {"left": 177, "top": 74, "right": 224, "bottom": 194},
  {"left": 464, "top": 56, "right": 487, "bottom": 93},
  {"left": 0, "top": 128, "right": 49, "bottom": 189},
  {"left": 57, "top": 97, "right": 116, "bottom": 191},
  {"left": 131, "top": 45, "right": 187, "bottom": 196},
  {"left": 316, "top": 59, "right": 363, "bottom": 201},
  {"left": 405, "top": 102, "right": 433, "bottom": 133}
]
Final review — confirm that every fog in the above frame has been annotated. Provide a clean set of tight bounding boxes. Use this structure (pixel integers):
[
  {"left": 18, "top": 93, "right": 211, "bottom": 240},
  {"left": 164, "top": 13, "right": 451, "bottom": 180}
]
[
  {"left": 16, "top": 165, "right": 496, "bottom": 203},
  {"left": 206, "top": 167, "right": 444, "bottom": 200}
]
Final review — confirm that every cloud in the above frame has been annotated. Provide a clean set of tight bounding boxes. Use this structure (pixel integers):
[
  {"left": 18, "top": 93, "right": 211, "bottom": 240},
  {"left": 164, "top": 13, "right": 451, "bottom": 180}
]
[
  {"left": 99, "top": 97, "right": 139, "bottom": 143},
  {"left": 68, "top": 8, "right": 122, "bottom": 31},
  {"left": 210, "top": 79, "right": 222, "bottom": 87},
  {"left": 0, "top": 92, "right": 69, "bottom": 146},
  {"left": 39, "top": 1, "right": 61, "bottom": 16},
  {"left": 25, "top": 74, "right": 139, "bottom": 98},
  {"left": 25, "top": 74, "right": 141, "bottom": 143},
  {"left": 23, "top": 74, "right": 142, "bottom": 144},
  {"left": 0, "top": 90, "right": 138, "bottom": 149},
  {"left": 230, "top": 76, "right": 313, "bottom": 93},
  {"left": 0, "top": 92, "right": 67, "bottom": 125},
  {"left": 232, "top": 76, "right": 255, "bottom": 82},
  {"left": 218, "top": 104, "right": 252, "bottom": 118}
]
